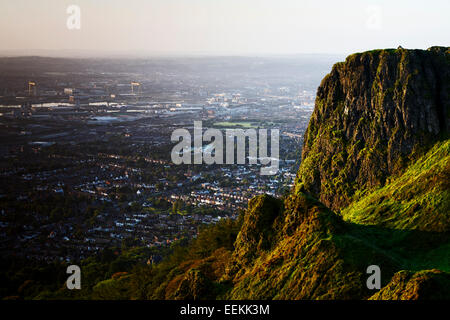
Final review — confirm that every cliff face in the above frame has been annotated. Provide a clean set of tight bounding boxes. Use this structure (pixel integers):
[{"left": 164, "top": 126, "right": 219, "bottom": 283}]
[{"left": 297, "top": 47, "right": 449, "bottom": 211}]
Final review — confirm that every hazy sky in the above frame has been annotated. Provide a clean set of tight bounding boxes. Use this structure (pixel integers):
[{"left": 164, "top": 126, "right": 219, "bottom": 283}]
[{"left": 0, "top": 0, "right": 449, "bottom": 56}]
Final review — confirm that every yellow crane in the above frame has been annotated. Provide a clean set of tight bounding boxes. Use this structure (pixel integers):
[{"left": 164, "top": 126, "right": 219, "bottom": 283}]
[
  {"left": 131, "top": 82, "right": 141, "bottom": 95},
  {"left": 28, "top": 81, "right": 36, "bottom": 96}
]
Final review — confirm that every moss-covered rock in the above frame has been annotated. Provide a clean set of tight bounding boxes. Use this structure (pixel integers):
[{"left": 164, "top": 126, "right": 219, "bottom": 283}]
[
  {"left": 298, "top": 47, "right": 449, "bottom": 211},
  {"left": 223, "top": 192, "right": 403, "bottom": 299},
  {"left": 370, "top": 269, "right": 450, "bottom": 300}
]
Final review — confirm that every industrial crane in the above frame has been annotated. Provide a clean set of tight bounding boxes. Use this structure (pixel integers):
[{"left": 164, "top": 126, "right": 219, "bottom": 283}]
[
  {"left": 28, "top": 81, "right": 36, "bottom": 96},
  {"left": 130, "top": 82, "right": 142, "bottom": 95}
]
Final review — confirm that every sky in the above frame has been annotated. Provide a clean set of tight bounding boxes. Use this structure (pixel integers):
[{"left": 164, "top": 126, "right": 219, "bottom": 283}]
[{"left": 0, "top": 0, "right": 449, "bottom": 57}]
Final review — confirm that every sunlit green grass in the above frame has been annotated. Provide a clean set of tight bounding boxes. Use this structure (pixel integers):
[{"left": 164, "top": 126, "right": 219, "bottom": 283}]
[{"left": 342, "top": 139, "right": 450, "bottom": 232}]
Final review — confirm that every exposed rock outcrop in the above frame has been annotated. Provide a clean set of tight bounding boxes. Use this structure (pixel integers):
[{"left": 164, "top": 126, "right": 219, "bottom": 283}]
[
  {"left": 370, "top": 269, "right": 450, "bottom": 300},
  {"left": 297, "top": 47, "right": 449, "bottom": 210}
]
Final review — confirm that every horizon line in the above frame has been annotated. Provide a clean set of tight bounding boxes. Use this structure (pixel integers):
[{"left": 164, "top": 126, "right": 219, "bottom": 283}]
[{"left": 0, "top": 49, "right": 353, "bottom": 59}]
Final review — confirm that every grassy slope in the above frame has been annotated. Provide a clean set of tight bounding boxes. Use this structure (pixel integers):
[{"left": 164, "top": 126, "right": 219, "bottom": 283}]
[
  {"left": 339, "top": 140, "right": 450, "bottom": 272},
  {"left": 341, "top": 139, "right": 450, "bottom": 232}
]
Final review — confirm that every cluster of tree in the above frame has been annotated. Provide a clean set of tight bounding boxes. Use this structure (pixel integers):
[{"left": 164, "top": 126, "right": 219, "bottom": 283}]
[
  {"left": 0, "top": 192, "right": 106, "bottom": 227},
  {"left": 0, "top": 214, "right": 244, "bottom": 300}
]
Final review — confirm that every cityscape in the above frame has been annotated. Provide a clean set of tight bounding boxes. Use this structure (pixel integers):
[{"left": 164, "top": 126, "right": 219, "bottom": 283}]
[{"left": 0, "top": 55, "right": 337, "bottom": 264}]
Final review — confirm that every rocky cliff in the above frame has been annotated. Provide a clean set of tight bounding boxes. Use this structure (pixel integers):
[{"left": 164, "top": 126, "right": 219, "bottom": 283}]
[{"left": 297, "top": 46, "right": 449, "bottom": 210}]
